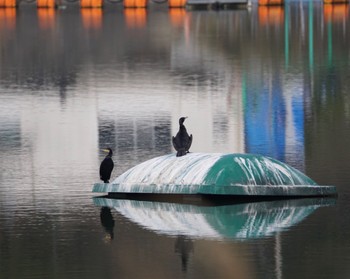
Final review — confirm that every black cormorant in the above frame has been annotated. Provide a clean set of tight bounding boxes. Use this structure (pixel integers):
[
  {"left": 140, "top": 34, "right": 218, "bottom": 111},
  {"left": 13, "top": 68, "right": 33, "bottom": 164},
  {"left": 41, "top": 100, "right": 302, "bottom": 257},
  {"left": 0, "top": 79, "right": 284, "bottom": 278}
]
[
  {"left": 100, "top": 148, "right": 114, "bottom": 183},
  {"left": 172, "top": 117, "right": 193, "bottom": 157}
]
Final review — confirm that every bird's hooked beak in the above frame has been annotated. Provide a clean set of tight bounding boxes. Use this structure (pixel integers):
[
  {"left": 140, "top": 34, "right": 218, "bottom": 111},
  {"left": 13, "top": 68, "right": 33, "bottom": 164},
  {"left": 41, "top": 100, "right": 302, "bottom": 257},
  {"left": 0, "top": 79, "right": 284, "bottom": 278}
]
[
  {"left": 102, "top": 149, "right": 110, "bottom": 153},
  {"left": 179, "top": 116, "right": 188, "bottom": 124}
]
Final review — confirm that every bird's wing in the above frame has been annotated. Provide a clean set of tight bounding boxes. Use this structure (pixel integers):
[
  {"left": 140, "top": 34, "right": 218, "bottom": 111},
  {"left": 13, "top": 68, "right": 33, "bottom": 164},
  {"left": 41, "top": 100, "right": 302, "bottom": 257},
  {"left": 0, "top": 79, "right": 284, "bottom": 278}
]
[
  {"left": 100, "top": 158, "right": 114, "bottom": 179},
  {"left": 172, "top": 136, "right": 180, "bottom": 151},
  {"left": 186, "top": 134, "right": 193, "bottom": 151}
]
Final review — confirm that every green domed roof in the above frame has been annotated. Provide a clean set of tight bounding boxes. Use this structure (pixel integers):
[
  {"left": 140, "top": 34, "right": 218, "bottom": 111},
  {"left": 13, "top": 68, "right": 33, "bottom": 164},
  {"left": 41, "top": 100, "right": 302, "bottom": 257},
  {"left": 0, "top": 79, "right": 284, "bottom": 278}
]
[
  {"left": 203, "top": 153, "right": 317, "bottom": 186},
  {"left": 93, "top": 153, "right": 336, "bottom": 197}
]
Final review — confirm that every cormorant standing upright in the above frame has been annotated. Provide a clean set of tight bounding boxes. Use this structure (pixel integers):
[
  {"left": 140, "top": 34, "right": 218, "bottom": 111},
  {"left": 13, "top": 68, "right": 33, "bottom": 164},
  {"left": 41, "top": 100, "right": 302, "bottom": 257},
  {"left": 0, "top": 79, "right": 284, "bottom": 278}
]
[
  {"left": 172, "top": 117, "right": 193, "bottom": 157},
  {"left": 100, "top": 148, "right": 114, "bottom": 183}
]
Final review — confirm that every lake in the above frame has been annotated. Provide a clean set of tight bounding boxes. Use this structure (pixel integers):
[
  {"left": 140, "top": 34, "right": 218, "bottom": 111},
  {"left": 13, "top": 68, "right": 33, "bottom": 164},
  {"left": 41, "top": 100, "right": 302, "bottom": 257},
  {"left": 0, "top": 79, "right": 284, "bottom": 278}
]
[{"left": 0, "top": 1, "right": 349, "bottom": 278}]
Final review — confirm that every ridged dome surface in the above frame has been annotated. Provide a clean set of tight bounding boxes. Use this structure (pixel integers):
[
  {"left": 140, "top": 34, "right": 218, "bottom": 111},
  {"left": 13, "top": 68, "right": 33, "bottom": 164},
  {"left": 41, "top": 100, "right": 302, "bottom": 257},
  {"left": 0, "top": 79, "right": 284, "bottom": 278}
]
[
  {"left": 112, "top": 153, "right": 317, "bottom": 187},
  {"left": 93, "top": 153, "right": 336, "bottom": 197}
]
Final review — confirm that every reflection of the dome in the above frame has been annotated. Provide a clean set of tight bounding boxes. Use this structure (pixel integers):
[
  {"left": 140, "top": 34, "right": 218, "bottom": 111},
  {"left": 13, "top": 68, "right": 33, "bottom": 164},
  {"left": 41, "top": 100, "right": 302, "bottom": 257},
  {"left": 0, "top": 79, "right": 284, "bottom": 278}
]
[{"left": 93, "top": 197, "right": 335, "bottom": 240}]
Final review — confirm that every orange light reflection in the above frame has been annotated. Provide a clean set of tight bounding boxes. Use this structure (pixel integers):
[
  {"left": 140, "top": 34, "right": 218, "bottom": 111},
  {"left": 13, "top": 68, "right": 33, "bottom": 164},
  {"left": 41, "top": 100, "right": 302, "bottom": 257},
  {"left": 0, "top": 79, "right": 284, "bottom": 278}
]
[
  {"left": 258, "top": 0, "right": 283, "bottom": 6},
  {"left": 38, "top": 8, "right": 55, "bottom": 30},
  {"left": 124, "top": 8, "right": 146, "bottom": 28},
  {"left": 258, "top": 6, "right": 284, "bottom": 26},
  {"left": 0, "top": 8, "right": 15, "bottom": 29},
  {"left": 81, "top": 8, "right": 102, "bottom": 29},
  {"left": 124, "top": 0, "right": 147, "bottom": 8},
  {"left": 324, "top": 4, "right": 349, "bottom": 23},
  {"left": 37, "top": 0, "right": 56, "bottom": 8},
  {"left": 80, "top": 0, "right": 103, "bottom": 8},
  {"left": 169, "top": 8, "right": 186, "bottom": 27},
  {"left": 0, "top": 0, "right": 16, "bottom": 7},
  {"left": 324, "top": 0, "right": 348, "bottom": 3},
  {"left": 169, "top": 0, "right": 186, "bottom": 8}
]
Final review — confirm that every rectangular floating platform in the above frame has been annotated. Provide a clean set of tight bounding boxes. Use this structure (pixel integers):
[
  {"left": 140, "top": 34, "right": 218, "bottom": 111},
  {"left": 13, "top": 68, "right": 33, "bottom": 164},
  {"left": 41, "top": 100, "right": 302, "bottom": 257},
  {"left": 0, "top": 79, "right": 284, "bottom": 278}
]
[{"left": 92, "top": 183, "right": 337, "bottom": 197}]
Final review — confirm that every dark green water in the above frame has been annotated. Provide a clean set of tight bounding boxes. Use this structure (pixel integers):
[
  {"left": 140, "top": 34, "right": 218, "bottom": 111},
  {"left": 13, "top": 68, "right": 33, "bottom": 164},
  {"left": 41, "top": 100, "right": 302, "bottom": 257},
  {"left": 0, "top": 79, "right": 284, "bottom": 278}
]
[{"left": 0, "top": 1, "right": 349, "bottom": 278}]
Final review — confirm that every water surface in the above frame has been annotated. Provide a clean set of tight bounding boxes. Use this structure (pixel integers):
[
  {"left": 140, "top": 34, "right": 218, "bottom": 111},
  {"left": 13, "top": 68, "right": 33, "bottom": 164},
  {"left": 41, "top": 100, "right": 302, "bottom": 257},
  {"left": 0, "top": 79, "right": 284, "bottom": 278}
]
[{"left": 0, "top": 2, "right": 350, "bottom": 278}]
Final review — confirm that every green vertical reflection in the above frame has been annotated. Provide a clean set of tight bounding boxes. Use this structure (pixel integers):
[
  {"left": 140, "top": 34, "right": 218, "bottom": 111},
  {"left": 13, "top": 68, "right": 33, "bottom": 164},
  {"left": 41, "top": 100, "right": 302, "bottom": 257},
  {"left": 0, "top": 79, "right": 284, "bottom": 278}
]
[
  {"left": 328, "top": 21, "right": 333, "bottom": 67},
  {"left": 308, "top": 0, "right": 314, "bottom": 71}
]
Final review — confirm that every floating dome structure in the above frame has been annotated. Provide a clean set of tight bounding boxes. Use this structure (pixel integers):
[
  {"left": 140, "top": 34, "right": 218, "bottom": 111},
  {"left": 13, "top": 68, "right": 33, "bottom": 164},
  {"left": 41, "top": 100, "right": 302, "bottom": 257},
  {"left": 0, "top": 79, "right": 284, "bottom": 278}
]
[
  {"left": 93, "top": 197, "right": 335, "bottom": 239},
  {"left": 93, "top": 153, "right": 337, "bottom": 197}
]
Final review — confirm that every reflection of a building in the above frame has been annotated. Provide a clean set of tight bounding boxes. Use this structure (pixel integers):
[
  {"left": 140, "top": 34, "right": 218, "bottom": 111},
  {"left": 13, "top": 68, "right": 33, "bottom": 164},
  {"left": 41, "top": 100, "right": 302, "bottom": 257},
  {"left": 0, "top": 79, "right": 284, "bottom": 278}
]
[
  {"left": 169, "top": 14, "right": 245, "bottom": 154},
  {"left": 98, "top": 115, "right": 172, "bottom": 174},
  {"left": 1, "top": 3, "right": 346, "bottom": 177},
  {"left": 243, "top": 3, "right": 322, "bottom": 171},
  {"left": 0, "top": 5, "right": 348, "bottom": 279},
  {"left": 244, "top": 69, "right": 305, "bottom": 170}
]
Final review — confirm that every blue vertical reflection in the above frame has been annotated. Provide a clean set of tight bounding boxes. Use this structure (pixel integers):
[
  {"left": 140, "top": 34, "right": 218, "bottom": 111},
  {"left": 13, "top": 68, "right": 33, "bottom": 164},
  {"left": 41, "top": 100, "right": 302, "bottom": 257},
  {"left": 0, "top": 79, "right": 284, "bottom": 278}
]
[
  {"left": 244, "top": 71, "right": 305, "bottom": 168},
  {"left": 290, "top": 90, "right": 305, "bottom": 169},
  {"left": 244, "top": 74, "right": 286, "bottom": 162}
]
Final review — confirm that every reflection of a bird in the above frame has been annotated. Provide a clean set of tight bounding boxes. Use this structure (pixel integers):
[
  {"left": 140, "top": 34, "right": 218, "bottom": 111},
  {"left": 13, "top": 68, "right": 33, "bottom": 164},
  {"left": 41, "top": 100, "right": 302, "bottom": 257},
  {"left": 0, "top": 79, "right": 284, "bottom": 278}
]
[
  {"left": 172, "top": 117, "right": 193, "bottom": 157},
  {"left": 100, "top": 148, "right": 114, "bottom": 183},
  {"left": 100, "top": 206, "right": 115, "bottom": 240},
  {"left": 175, "top": 235, "right": 194, "bottom": 273}
]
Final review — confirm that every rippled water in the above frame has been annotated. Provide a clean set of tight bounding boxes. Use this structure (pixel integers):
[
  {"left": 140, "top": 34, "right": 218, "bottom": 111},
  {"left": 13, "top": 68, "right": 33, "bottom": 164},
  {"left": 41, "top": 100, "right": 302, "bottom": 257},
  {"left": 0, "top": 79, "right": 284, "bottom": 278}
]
[{"left": 0, "top": 1, "right": 350, "bottom": 278}]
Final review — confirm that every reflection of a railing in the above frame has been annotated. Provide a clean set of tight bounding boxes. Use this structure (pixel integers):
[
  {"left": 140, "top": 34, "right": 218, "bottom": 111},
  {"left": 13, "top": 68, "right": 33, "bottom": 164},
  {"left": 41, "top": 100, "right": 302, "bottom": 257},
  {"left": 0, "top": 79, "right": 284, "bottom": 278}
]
[
  {"left": 93, "top": 197, "right": 336, "bottom": 240},
  {"left": 324, "top": 4, "right": 349, "bottom": 23}
]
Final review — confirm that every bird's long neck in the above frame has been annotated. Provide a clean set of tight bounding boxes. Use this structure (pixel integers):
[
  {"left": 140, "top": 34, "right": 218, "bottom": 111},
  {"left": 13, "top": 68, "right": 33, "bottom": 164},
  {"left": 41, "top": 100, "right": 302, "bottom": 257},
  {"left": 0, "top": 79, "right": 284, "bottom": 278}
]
[{"left": 180, "top": 125, "right": 187, "bottom": 133}]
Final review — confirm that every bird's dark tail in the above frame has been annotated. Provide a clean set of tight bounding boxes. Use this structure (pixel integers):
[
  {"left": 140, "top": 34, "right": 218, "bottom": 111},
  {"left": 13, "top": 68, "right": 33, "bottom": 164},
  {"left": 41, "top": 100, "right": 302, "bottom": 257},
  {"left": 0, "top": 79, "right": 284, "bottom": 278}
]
[{"left": 176, "top": 150, "right": 187, "bottom": 157}]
